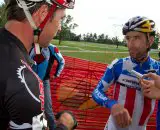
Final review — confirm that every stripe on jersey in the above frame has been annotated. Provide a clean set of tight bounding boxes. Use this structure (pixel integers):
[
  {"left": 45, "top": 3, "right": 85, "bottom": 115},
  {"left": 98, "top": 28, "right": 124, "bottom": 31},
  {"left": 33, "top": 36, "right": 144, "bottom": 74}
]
[
  {"left": 114, "top": 83, "right": 120, "bottom": 100},
  {"left": 124, "top": 88, "right": 136, "bottom": 117},
  {"left": 139, "top": 97, "right": 152, "bottom": 125}
]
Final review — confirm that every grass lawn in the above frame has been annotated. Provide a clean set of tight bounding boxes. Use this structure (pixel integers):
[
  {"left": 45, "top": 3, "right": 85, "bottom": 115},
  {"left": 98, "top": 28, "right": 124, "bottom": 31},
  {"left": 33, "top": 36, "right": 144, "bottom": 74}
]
[{"left": 51, "top": 40, "right": 159, "bottom": 64}]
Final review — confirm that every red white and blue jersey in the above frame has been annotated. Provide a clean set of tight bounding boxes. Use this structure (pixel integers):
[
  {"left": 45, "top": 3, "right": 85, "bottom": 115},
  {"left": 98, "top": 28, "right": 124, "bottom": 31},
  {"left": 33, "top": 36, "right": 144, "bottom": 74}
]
[{"left": 92, "top": 56, "right": 160, "bottom": 130}]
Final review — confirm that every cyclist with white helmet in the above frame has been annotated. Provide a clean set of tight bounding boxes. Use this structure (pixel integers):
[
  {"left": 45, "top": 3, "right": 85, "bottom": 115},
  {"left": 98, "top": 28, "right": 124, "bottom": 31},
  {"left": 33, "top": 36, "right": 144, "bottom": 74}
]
[
  {"left": 0, "top": 0, "right": 74, "bottom": 129},
  {"left": 92, "top": 16, "right": 160, "bottom": 130}
]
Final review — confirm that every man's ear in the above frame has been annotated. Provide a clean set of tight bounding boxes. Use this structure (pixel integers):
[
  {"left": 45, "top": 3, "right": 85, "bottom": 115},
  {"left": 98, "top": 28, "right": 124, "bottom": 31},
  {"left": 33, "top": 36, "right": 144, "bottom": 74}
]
[
  {"left": 32, "top": 4, "right": 49, "bottom": 26},
  {"left": 149, "top": 36, "right": 155, "bottom": 47}
]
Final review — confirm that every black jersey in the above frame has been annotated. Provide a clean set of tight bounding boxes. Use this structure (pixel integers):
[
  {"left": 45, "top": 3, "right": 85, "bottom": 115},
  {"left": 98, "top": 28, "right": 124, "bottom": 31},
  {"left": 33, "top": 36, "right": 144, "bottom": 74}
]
[{"left": 0, "top": 28, "right": 44, "bottom": 130}]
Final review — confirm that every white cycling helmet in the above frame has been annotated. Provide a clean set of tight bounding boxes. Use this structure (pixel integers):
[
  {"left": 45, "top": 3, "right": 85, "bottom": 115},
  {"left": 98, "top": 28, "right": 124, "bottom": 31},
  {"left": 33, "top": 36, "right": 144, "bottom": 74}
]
[{"left": 123, "top": 16, "right": 156, "bottom": 35}]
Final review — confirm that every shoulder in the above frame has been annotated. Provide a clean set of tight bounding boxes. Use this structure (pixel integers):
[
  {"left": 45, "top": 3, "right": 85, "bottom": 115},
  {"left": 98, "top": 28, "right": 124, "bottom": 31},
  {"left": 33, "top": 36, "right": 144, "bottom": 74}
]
[
  {"left": 0, "top": 38, "right": 18, "bottom": 62},
  {"left": 0, "top": 42, "right": 11, "bottom": 80},
  {"left": 147, "top": 57, "right": 160, "bottom": 74},
  {"left": 107, "top": 57, "right": 127, "bottom": 69},
  {"left": 48, "top": 44, "right": 59, "bottom": 53},
  {"left": 48, "top": 44, "right": 56, "bottom": 49},
  {"left": 150, "top": 57, "right": 160, "bottom": 67}
]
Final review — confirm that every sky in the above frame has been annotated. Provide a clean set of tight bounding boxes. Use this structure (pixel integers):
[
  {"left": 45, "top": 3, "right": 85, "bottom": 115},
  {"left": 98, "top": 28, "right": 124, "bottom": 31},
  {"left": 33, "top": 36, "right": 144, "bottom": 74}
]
[
  {"left": 1, "top": 0, "right": 160, "bottom": 40},
  {"left": 66, "top": 0, "right": 160, "bottom": 40}
]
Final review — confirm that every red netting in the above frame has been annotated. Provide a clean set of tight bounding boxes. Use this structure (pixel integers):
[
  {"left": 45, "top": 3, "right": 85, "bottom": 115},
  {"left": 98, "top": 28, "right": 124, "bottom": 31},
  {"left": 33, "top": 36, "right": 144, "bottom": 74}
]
[{"left": 50, "top": 56, "right": 157, "bottom": 130}]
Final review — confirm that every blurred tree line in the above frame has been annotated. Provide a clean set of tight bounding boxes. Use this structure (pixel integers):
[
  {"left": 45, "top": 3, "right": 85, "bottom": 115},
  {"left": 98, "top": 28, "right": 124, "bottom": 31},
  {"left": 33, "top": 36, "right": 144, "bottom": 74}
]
[
  {"left": 0, "top": 3, "right": 159, "bottom": 49},
  {"left": 55, "top": 14, "right": 125, "bottom": 48}
]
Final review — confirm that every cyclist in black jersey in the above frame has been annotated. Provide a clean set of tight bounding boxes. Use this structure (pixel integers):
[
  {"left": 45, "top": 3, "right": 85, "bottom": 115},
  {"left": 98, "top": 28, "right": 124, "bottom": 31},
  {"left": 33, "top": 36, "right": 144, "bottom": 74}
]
[{"left": 0, "top": 0, "right": 75, "bottom": 129}]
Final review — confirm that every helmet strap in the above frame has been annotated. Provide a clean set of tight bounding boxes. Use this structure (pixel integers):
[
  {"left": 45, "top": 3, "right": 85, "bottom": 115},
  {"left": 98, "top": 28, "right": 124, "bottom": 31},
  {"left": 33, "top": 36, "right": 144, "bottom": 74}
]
[
  {"left": 34, "top": 28, "right": 41, "bottom": 54},
  {"left": 17, "top": 0, "right": 41, "bottom": 54},
  {"left": 146, "top": 33, "right": 152, "bottom": 52},
  {"left": 39, "top": 4, "right": 57, "bottom": 30},
  {"left": 18, "top": 0, "right": 57, "bottom": 55}
]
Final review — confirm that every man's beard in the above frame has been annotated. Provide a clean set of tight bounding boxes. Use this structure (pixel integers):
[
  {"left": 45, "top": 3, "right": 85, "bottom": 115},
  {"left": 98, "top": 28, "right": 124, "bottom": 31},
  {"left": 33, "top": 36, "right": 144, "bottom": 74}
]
[{"left": 129, "top": 50, "right": 148, "bottom": 62}]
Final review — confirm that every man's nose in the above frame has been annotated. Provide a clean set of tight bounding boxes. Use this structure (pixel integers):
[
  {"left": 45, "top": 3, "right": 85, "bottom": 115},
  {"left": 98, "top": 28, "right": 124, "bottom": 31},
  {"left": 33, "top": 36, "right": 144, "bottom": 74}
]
[{"left": 128, "top": 37, "right": 135, "bottom": 44}]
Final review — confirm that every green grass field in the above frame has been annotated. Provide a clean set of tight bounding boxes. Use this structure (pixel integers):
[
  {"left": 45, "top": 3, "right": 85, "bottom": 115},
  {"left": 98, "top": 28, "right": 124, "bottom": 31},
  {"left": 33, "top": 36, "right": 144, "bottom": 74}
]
[{"left": 51, "top": 40, "right": 159, "bottom": 64}]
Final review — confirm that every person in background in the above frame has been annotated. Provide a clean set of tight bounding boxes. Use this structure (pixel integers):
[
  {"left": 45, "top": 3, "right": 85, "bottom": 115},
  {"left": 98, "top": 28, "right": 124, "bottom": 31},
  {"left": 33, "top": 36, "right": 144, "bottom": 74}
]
[
  {"left": 30, "top": 42, "right": 65, "bottom": 130},
  {"left": 55, "top": 110, "right": 78, "bottom": 130}
]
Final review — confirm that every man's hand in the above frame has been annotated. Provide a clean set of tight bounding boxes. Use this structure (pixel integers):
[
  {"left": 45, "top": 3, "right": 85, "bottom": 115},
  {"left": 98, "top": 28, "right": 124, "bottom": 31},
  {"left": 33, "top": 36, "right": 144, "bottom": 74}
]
[
  {"left": 142, "top": 73, "right": 160, "bottom": 89},
  {"left": 140, "top": 73, "right": 160, "bottom": 99},
  {"left": 111, "top": 104, "right": 132, "bottom": 128}
]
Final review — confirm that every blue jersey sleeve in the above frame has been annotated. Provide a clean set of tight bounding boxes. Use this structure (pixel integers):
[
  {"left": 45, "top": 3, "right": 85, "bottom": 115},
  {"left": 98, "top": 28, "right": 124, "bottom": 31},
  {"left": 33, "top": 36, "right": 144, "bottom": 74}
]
[
  {"left": 48, "top": 44, "right": 65, "bottom": 77},
  {"left": 92, "top": 59, "right": 119, "bottom": 109}
]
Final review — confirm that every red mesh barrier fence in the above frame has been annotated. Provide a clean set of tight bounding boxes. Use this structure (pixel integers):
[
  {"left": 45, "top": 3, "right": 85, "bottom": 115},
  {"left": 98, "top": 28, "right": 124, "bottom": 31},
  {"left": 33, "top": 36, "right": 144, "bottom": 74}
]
[{"left": 50, "top": 56, "right": 157, "bottom": 130}]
